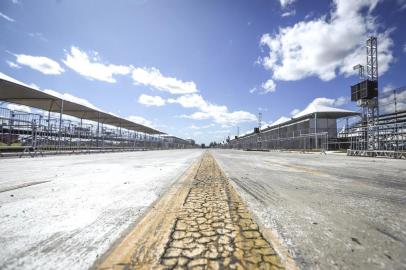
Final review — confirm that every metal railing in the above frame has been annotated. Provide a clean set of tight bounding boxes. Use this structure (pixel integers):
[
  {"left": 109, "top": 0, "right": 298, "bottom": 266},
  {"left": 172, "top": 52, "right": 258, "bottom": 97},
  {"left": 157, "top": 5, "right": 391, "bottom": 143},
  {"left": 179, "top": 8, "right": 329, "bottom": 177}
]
[
  {"left": 227, "top": 131, "right": 329, "bottom": 152},
  {"left": 344, "top": 86, "right": 406, "bottom": 158},
  {"left": 0, "top": 105, "right": 194, "bottom": 157}
]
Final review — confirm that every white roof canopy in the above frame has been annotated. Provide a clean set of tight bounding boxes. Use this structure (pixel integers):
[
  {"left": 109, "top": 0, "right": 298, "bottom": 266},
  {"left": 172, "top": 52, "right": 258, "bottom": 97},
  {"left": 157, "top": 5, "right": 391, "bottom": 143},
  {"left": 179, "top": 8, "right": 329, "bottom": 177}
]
[
  {"left": 292, "top": 104, "right": 359, "bottom": 120},
  {"left": 235, "top": 104, "right": 359, "bottom": 140},
  {"left": 0, "top": 78, "right": 165, "bottom": 135}
]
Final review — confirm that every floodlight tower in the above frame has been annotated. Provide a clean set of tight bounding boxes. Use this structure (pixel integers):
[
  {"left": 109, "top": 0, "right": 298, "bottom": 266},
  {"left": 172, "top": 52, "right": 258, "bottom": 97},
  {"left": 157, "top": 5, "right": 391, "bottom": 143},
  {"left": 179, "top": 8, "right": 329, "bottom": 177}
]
[{"left": 351, "top": 36, "right": 379, "bottom": 151}]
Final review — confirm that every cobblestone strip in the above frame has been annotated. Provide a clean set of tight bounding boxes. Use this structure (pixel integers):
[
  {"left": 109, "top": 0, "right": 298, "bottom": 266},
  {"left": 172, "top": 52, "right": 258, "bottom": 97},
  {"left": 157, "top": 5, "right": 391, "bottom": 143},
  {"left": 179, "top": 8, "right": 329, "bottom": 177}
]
[{"left": 160, "top": 153, "right": 285, "bottom": 270}]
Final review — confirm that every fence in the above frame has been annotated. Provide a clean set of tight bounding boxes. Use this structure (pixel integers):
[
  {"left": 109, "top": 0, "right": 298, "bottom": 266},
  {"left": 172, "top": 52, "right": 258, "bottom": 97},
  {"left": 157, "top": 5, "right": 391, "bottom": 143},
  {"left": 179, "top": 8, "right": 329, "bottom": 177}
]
[
  {"left": 227, "top": 131, "right": 329, "bottom": 152},
  {"left": 346, "top": 86, "right": 406, "bottom": 158},
  {"left": 0, "top": 105, "right": 193, "bottom": 157}
]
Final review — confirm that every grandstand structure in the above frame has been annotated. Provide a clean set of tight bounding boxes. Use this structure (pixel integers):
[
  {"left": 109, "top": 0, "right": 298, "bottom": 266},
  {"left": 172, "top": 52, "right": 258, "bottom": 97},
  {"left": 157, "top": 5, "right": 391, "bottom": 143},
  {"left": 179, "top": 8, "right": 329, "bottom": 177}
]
[
  {"left": 228, "top": 105, "right": 358, "bottom": 151},
  {"left": 345, "top": 36, "right": 406, "bottom": 158},
  {"left": 227, "top": 86, "right": 406, "bottom": 159},
  {"left": 0, "top": 77, "right": 195, "bottom": 157},
  {"left": 229, "top": 36, "right": 406, "bottom": 159},
  {"left": 344, "top": 86, "right": 406, "bottom": 158}
]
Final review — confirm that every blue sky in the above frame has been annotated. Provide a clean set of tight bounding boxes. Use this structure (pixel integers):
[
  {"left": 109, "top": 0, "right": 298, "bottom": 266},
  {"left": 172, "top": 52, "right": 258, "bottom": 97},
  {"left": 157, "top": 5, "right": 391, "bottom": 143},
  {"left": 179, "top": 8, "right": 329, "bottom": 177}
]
[{"left": 1, "top": 0, "right": 405, "bottom": 144}]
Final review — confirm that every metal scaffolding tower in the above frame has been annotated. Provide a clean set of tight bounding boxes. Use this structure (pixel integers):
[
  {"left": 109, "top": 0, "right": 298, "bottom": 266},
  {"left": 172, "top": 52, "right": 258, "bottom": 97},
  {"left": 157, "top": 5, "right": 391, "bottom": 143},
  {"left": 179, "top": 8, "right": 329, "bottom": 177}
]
[
  {"left": 365, "top": 36, "right": 379, "bottom": 150},
  {"left": 351, "top": 36, "right": 379, "bottom": 151}
]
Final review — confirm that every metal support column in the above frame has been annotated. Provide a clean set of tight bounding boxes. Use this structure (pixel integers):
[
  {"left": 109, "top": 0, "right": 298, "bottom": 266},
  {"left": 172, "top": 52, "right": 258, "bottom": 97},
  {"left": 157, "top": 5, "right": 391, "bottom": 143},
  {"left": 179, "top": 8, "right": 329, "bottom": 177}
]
[
  {"left": 314, "top": 112, "right": 318, "bottom": 149},
  {"left": 97, "top": 112, "right": 100, "bottom": 148},
  {"left": 58, "top": 99, "right": 64, "bottom": 152}
]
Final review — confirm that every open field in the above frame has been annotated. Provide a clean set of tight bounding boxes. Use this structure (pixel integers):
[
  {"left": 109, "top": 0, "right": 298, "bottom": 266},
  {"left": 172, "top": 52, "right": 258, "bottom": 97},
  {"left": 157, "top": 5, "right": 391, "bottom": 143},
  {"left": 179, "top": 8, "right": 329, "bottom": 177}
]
[{"left": 212, "top": 149, "right": 406, "bottom": 270}]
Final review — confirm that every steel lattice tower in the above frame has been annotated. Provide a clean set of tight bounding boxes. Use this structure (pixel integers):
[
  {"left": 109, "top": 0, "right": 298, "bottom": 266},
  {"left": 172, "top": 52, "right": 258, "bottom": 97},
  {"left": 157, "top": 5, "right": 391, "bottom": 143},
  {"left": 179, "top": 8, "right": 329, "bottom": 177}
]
[
  {"left": 364, "top": 36, "right": 379, "bottom": 150},
  {"left": 351, "top": 36, "right": 380, "bottom": 151}
]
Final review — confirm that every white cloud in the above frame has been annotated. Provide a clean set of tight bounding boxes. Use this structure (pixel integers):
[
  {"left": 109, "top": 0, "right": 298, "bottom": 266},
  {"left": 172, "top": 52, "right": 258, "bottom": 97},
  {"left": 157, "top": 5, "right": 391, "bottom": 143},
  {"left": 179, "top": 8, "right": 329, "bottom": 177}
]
[
  {"left": 249, "top": 87, "right": 257, "bottom": 94},
  {"left": 127, "top": 115, "right": 154, "bottom": 127},
  {"left": 288, "top": 96, "right": 350, "bottom": 118},
  {"left": 260, "top": 0, "right": 394, "bottom": 83},
  {"left": 189, "top": 125, "right": 201, "bottom": 130},
  {"left": 168, "top": 94, "right": 207, "bottom": 109},
  {"left": 261, "top": 79, "right": 276, "bottom": 93},
  {"left": 306, "top": 96, "right": 349, "bottom": 108},
  {"left": 282, "top": 10, "right": 296, "bottom": 17},
  {"left": 43, "top": 89, "right": 99, "bottom": 110},
  {"left": 273, "top": 116, "right": 291, "bottom": 125},
  {"left": 180, "top": 111, "right": 212, "bottom": 120},
  {"left": 398, "top": 0, "right": 406, "bottom": 9},
  {"left": 279, "top": 0, "right": 296, "bottom": 8},
  {"left": 188, "top": 124, "right": 214, "bottom": 130},
  {"left": 15, "top": 54, "right": 64, "bottom": 75},
  {"left": 28, "top": 32, "right": 47, "bottom": 42},
  {"left": 6, "top": 60, "right": 21, "bottom": 69},
  {"left": 290, "top": 108, "right": 300, "bottom": 116},
  {"left": 168, "top": 94, "right": 257, "bottom": 126},
  {"left": 6, "top": 104, "right": 31, "bottom": 113},
  {"left": 380, "top": 90, "right": 406, "bottom": 114},
  {"left": 28, "top": 83, "right": 40, "bottom": 90},
  {"left": 11, "top": 0, "right": 20, "bottom": 4},
  {"left": 132, "top": 67, "right": 198, "bottom": 94},
  {"left": 138, "top": 94, "right": 166, "bottom": 107},
  {"left": 63, "top": 46, "right": 131, "bottom": 83},
  {"left": 62, "top": 46, "right": 195, "bottom": 93},
  {"left": 382, "top": 83, "right": 396, "bottom": 93},
  {"left": 334, "top": 96, "right": 349, "bottom": 106},
  {"left": 0, "top": 12, "right": 15, "bottom": 22}
]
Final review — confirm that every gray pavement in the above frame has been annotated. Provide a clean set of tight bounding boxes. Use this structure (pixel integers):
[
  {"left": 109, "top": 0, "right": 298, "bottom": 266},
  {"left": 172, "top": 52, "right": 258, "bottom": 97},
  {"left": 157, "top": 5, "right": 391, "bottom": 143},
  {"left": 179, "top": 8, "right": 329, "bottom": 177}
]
[
  {"left": 0, "top": 149, "right": 203, "bottom": 270},
  {"left": 212, "top": 149, "right": 406, "bottom": 270}
]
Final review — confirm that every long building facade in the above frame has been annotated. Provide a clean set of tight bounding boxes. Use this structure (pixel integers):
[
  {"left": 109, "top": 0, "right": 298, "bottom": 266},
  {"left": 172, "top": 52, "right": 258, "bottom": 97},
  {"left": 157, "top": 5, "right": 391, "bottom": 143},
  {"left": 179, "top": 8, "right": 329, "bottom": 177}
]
[{"left": 229, "top": 105, "right": 358, "bottom": 151}]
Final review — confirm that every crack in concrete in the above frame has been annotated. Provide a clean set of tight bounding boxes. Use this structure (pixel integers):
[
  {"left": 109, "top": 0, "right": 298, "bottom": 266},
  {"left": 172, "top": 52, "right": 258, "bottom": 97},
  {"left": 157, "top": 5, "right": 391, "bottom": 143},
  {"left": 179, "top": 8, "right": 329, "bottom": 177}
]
[
  {"left": 159, "top": 153, "right": 284, "bottom": 270},
  {"left": 95, "top": 152, "right": 287, "bottom": 270}
]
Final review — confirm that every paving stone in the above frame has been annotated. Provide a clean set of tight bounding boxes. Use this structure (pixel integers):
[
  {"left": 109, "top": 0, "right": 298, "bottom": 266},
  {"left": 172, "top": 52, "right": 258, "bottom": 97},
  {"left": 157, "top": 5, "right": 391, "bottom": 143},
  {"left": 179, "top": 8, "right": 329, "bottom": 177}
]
[
  {"left": 163, "top": 247, "right": 183, "bottom": 258},
  {"left": 187, "top": 258, "right": 208, "bottom": 268},
  {"left": 162, "top": 258, "right": 178, "bottom": 266}
]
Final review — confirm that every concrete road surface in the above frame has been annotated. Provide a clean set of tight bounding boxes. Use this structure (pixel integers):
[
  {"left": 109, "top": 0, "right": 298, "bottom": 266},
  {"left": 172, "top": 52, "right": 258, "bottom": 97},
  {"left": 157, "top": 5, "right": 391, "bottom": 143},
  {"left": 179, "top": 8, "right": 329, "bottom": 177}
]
[
  {"left": 212, "top": 149, "right": 406, "bottom": 270},
  {"left": 0, "top": 149, "right": 202, "bottom": 270}
]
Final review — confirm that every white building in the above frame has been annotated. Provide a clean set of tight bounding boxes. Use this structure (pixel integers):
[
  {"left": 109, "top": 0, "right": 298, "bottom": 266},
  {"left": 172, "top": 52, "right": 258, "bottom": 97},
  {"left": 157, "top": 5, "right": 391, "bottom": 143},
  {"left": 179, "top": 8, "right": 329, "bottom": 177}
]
[{"left": 230, "top": 105, "right": 358, "bottom": 150}]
